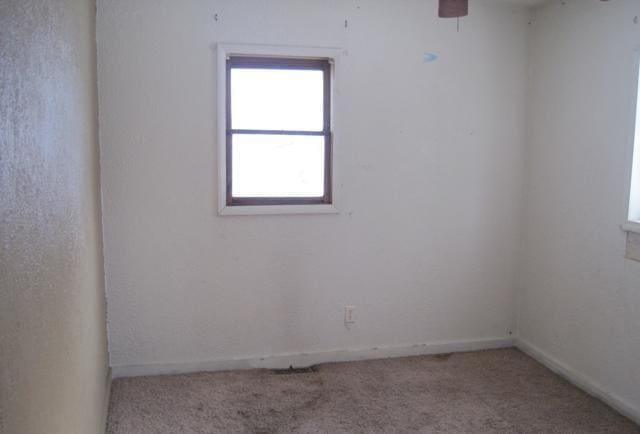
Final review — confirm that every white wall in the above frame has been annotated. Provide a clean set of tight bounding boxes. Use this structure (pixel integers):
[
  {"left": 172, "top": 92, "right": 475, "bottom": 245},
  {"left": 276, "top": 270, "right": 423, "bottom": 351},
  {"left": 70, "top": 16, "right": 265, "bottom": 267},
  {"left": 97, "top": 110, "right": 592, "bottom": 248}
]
[
  {"left": 97, "top": 0, "right": 530, "bottom": 369},
  {"left": 519, "top": 0, "right": 640, "bottom": 419},
  {"left": 0, "top": 1, "right": 109, "bottom": 433}
]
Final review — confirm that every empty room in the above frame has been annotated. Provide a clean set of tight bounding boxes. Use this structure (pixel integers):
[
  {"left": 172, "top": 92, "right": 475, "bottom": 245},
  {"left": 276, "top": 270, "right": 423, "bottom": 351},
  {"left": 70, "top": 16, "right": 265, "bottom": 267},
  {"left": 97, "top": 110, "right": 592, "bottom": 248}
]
[{"left": 2, "top": 0, "right": 640, "bottom": 432}]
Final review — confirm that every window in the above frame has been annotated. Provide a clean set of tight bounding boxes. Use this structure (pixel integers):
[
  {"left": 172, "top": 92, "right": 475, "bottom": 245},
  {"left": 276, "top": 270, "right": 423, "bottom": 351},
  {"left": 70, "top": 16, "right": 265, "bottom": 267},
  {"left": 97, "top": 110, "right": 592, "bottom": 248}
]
[
  {"left": 217, "top": 46, "right": 338, "bottom": 215},
  {"left": 628, "top": 58, "right": 640, "bottom": 227}
]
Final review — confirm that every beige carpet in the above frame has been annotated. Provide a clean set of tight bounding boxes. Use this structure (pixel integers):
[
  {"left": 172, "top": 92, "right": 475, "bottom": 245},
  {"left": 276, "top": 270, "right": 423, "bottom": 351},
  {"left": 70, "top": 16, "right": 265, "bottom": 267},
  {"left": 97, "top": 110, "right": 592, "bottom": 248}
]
[{"left": 107, "top": 348, "right": 639, "bottom": 433}]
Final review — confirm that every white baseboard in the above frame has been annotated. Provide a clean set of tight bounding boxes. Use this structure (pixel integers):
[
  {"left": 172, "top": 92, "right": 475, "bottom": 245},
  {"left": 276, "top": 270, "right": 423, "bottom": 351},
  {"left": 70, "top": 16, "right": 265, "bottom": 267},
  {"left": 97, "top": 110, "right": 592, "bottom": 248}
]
[
  {"left": 111, "top": 336, "right": 514, "bottom": 379},
  {"left": 516, "top": 338, "right": 640, "bottom": 426},
  {"left": 101, "top": 367, "right": 112, "bottom": 434}
]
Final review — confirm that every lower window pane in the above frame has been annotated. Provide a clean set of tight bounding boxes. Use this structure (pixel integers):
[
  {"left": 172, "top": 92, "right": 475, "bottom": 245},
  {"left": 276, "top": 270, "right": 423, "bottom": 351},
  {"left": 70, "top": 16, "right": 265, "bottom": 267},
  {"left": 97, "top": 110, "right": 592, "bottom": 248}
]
[{"left": 232, "top": 134, "right": 325, "bottom": 198}]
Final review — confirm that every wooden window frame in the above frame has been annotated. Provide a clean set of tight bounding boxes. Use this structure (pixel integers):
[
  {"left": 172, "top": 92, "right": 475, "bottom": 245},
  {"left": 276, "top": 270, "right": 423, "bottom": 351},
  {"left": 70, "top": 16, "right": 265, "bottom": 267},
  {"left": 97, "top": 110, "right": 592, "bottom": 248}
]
[{"left": 225, "top": 56, "right": 333, "bottom": 207}]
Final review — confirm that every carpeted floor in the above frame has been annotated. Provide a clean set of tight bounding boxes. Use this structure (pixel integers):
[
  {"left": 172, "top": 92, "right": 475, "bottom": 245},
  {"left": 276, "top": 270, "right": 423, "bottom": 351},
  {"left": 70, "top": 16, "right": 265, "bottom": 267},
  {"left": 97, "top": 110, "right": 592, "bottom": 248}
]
[{"left": 107, "top": 348, "right": 639, "bottom": 433}]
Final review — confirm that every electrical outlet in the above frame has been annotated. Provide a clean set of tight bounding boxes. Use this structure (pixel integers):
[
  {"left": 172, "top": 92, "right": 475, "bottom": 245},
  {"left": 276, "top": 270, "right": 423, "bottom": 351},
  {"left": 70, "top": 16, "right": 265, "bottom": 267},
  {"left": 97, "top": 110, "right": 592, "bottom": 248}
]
[{"left": 344, "top": 306, "right": 355, "bottom": 328}]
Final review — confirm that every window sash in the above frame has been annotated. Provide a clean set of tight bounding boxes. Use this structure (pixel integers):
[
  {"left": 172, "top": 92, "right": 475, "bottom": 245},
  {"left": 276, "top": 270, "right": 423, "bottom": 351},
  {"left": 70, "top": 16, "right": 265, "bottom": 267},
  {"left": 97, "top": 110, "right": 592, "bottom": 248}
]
[{"left": 225, "top": 56, "right": 332, "bottom": 206}]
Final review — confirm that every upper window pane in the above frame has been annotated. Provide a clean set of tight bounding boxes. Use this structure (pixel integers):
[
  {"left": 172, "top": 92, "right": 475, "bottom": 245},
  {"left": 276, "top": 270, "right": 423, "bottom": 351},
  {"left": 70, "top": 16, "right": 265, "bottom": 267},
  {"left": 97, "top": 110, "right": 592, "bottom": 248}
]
[{"left": 230, "top": 68, "right": 324, "bottom": 131}]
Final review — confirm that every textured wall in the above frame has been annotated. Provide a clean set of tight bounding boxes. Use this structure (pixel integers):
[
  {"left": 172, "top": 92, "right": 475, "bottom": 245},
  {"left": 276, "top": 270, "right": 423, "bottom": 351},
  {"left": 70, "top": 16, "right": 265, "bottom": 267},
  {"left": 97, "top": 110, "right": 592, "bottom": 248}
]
[
  {"left": 0, "top": 1, "right": 109, "bottom": 433},
  {"left": 520, "top": 0, "right": 640, "bottom": 419},
  {"left": 98, "top": 0, "right": 529, "bottom": 369}
]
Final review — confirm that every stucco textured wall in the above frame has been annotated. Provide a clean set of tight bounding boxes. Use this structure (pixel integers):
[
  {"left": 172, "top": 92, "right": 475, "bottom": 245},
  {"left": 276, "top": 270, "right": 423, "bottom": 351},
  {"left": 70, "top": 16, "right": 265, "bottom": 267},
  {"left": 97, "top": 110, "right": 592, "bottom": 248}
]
[
  {"left": 520, "top": 0, "right": 640, "bottom": 419},
  {"left": 0, "top": 0, "right": 109, "bottom": 433},
  {"left": 98, "top": 0, "right": 529, "bottom": 369}
]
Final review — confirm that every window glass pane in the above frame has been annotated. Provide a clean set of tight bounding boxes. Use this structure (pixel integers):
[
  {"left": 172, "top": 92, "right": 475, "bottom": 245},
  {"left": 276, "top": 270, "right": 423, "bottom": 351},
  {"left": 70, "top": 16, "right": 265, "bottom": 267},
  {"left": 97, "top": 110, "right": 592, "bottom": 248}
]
[
  {"left": 630, "top": 62, "right": 640, "bottom": 221},
  {"left": 232, "top": 134, "right": 325, "bottom": 197},
  {"left": 231, "top": 69, "right": 324, "bottom": 131}
]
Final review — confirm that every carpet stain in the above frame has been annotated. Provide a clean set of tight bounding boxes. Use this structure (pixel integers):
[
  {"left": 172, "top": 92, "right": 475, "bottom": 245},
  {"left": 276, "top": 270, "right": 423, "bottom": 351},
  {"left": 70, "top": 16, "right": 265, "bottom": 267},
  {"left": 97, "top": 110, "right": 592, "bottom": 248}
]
[
  {"left": 271, "top": 365, "right": 319, "bottom": 375},
  {"left": 432, "top": 352, "right": 453, "bottom": 361}
]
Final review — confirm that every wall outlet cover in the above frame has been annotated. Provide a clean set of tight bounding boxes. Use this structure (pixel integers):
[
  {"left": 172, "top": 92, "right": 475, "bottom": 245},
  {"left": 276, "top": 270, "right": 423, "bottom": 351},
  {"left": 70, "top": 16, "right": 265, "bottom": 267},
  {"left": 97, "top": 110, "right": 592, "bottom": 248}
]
[{"left": 344, "top": 306, "right": 355, "bottom": 326}]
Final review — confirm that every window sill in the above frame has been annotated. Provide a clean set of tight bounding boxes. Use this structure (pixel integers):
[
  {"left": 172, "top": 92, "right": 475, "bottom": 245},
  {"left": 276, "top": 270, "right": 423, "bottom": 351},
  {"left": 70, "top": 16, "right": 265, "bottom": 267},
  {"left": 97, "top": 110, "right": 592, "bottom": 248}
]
[
  {"left": 219, "top": 204, "right": 339, "bottom": 216},
  {"left": 622, "top": 221, "right": 640, "bottom": 234}
]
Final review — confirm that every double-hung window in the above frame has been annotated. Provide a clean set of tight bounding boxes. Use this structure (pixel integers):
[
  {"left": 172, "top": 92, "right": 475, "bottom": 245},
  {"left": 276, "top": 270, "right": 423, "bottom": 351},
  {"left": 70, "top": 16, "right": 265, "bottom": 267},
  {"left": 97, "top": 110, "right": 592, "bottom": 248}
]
[
  {"left": 629, "top": 59, "right": 640, "bottom": 226},
  {"left": 624, "top": 56, "right": 640, "bottom": 260},
  {"left": 218, "top": 46, "right": 337, "bottom": 215}
]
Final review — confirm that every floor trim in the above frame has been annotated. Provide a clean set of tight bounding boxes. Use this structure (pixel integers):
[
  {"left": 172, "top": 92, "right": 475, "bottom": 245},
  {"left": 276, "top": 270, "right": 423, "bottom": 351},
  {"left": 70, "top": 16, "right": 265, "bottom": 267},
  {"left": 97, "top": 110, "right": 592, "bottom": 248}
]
[
  {"left": 111, "top": 336, "right": 514, "bottom": 379},
  {"left": 516, "top": 338, "right": 640, "bottom": 426}
]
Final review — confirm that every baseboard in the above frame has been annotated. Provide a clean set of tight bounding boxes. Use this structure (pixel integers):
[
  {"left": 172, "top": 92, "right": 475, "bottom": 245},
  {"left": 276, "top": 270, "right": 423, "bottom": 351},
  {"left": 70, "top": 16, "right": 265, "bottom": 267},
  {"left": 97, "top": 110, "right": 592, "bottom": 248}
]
[
  {"left": 516, "top": 338, "right": 640, "bottom": 426},
  {"left": 111, "top": 336, "right": 514, "bottom": 379},
  {"left": 101, "top": 367, "right": 112, "bottom": 434}
]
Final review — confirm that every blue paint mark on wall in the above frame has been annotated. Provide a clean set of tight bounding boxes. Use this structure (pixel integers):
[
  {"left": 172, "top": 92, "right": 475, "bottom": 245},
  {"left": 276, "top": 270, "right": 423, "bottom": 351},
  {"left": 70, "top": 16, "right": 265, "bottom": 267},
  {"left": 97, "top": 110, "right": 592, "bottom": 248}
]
[{"left": 423, "top": 52, "right": 439, "bottom": 63}]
